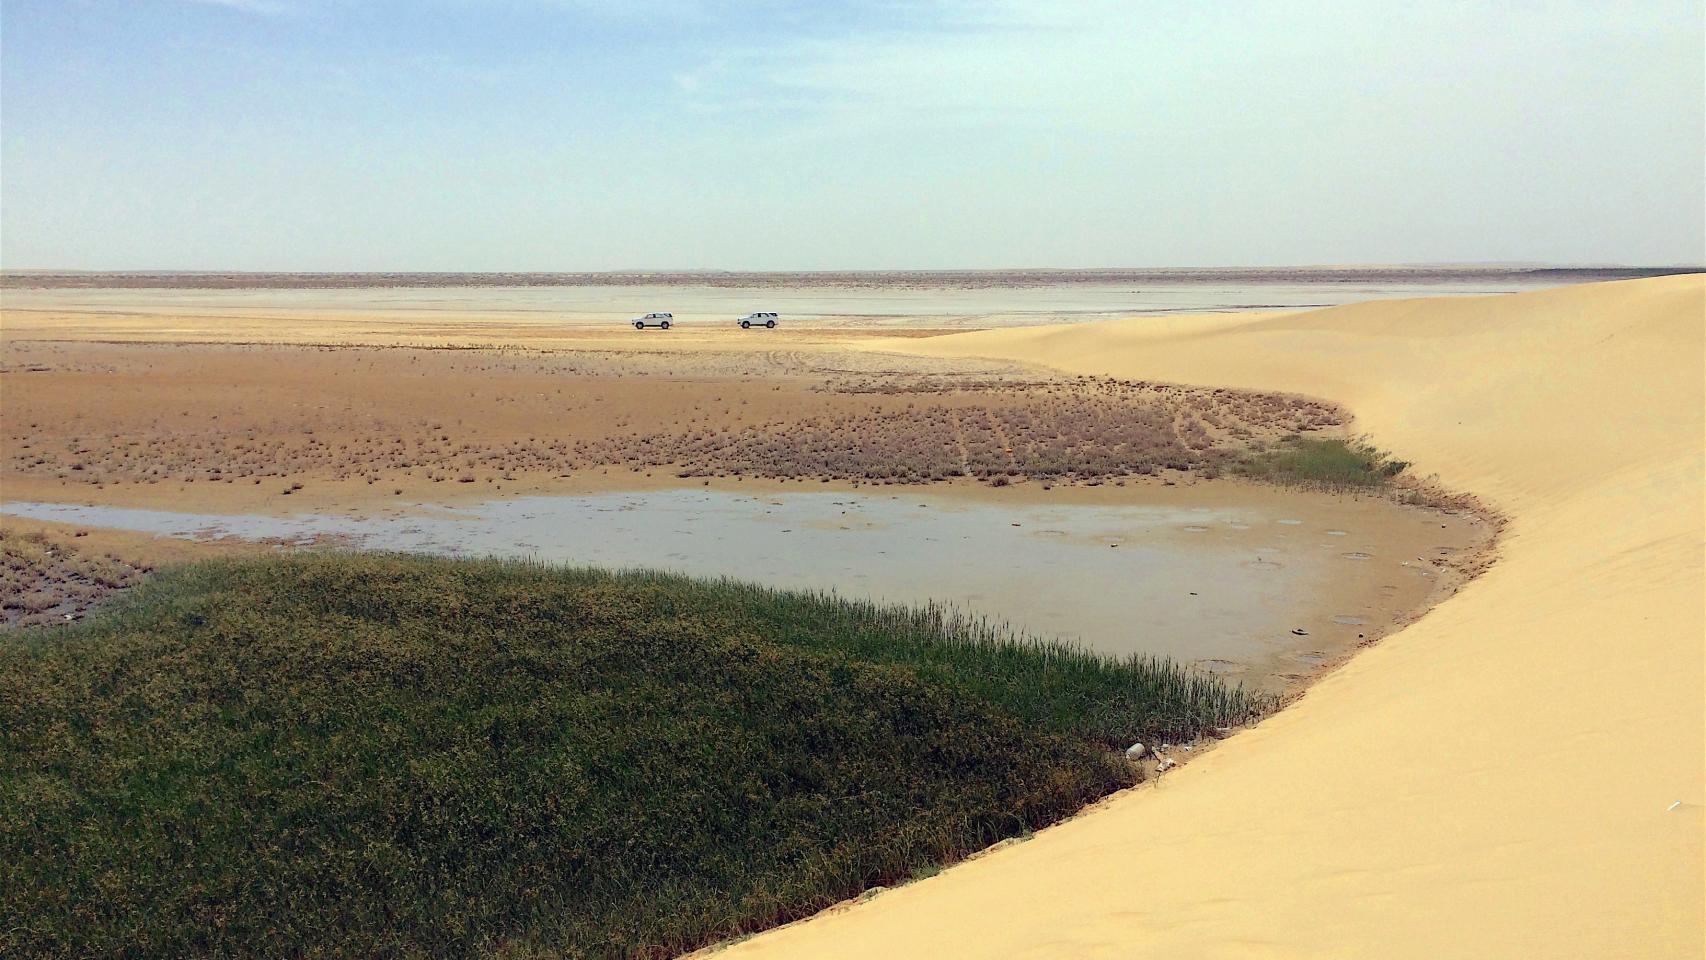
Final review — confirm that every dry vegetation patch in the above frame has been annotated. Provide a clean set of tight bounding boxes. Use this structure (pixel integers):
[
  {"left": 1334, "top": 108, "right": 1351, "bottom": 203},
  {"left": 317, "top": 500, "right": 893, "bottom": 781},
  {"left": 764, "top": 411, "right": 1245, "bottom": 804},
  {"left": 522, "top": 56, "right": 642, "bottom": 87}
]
[
  {"left": 2, "top": 341, "right": 1348, "bottom": 498},
  {"left": 0, "top": 528, "right": 147, "bottom": 627}
]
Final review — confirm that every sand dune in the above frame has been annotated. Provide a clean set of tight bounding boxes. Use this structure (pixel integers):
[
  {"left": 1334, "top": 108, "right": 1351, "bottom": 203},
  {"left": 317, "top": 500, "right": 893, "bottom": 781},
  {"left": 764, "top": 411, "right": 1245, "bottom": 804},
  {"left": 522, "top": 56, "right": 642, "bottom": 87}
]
[{"left": 721, "top": 275, "right": 1705, "bottom": 958}]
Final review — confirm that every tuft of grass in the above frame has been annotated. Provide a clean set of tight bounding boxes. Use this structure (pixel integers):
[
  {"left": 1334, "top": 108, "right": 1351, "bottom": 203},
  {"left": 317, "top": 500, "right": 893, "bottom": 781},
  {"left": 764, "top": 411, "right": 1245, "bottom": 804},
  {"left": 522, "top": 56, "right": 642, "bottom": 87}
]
[
  {"left": 0, "top": 552, "right": 1269, "bottom": 959},
  {"left": 1234, "top": 436, "right": 1408, "bottom": 491}
]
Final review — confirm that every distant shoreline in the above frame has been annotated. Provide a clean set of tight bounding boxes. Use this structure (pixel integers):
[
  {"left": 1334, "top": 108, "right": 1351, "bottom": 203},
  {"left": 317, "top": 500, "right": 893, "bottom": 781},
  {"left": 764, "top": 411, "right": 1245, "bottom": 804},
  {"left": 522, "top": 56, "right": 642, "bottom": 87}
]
[{"left": 3, "top": 265, "right": 1699, "bottom": 290}]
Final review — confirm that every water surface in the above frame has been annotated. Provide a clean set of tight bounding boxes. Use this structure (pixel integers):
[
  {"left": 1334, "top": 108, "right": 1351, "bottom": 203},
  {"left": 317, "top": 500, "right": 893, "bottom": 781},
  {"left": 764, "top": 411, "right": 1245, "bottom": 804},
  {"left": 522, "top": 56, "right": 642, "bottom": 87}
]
[
  {"left": 4, "top": 488, "right": 1465, "bottom": 688},
  {"left": 0, "top": 278, "right": 1559, "bottom": 329}
]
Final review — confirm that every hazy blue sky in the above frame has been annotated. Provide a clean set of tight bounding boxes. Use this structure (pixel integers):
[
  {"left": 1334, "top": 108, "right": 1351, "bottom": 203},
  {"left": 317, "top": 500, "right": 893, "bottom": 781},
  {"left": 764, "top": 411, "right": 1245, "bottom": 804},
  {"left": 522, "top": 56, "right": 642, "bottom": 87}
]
[{"left": 2, "top": 0, "right": 1701, "bottom": 270}]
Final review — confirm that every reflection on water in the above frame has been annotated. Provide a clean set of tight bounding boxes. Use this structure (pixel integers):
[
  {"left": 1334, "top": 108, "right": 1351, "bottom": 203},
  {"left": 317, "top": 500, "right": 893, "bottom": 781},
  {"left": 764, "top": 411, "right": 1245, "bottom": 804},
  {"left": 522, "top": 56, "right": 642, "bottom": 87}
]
[{"left": 4, "top": 489, "right": 1402, "bottom": 686}]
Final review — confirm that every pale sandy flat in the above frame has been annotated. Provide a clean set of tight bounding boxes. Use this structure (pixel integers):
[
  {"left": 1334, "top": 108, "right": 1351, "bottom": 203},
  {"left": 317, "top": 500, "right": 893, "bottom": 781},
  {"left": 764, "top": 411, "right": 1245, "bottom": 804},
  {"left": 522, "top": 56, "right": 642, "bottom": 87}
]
[{"left": 714, "top": 275, "right": 1705, "bottom": 958}]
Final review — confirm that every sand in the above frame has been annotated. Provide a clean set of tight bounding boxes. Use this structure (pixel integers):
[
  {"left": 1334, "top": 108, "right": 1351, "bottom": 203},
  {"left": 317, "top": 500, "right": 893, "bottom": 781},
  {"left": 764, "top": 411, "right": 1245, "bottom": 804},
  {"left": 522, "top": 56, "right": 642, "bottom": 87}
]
[{"left": 710, "top": 275, "right": 1706, "bottom": 958}]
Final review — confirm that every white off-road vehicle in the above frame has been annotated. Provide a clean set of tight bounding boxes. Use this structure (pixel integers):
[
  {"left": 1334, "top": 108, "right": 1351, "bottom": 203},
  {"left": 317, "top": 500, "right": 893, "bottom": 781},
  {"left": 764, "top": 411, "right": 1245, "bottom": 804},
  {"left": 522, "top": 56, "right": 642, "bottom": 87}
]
[
  {"left": 632, "top": 312, "right": 673, "bottom": 330},
  {"left": 737, "top": 312, "right": 778, "bottom": 329}
]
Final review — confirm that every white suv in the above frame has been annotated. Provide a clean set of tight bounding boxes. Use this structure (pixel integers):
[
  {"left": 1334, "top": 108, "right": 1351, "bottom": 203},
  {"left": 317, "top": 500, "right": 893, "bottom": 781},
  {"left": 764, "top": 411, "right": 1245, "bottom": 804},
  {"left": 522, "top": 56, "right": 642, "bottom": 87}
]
[
  {"left": 632, "top": 313, "right": 673, "bottom": 330},
  {"left": 738, "top": 312, "right": 778, "bottom": 329}
]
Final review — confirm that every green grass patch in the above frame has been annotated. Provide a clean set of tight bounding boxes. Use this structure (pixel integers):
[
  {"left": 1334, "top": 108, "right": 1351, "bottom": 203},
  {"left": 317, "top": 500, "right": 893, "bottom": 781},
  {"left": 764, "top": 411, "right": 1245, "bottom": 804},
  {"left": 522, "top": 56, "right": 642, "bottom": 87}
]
[
  {"left": 1, "top": 552, "right": 1268, "bottom": 959},
  {"left": 1235, "top": 436, "right": 1409, "bottom": 490}
]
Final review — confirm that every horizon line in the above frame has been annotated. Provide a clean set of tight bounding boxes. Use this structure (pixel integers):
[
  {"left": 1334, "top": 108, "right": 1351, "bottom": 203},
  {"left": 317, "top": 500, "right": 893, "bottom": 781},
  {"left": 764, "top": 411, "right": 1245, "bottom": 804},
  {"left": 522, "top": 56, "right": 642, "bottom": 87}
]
[{"left": 4, "top": 262, "right": 1702, "bottom": 276}]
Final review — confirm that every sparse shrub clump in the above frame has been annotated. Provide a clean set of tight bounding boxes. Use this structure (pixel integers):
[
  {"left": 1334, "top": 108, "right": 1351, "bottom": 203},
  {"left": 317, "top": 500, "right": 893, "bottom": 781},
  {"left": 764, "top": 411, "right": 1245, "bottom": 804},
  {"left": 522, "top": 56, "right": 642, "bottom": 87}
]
[
  {"left": 0, "top": 529, "right": 145, "bottom": 627},
  {"left": 571, "top": 381, "right": 1344, "bottom": 486},
  {"left": 0, "top": 553, "right": 1268, "bottom": 958},
  {"left": 3, "top": 347, "right": 1347, "bottom": 493}
]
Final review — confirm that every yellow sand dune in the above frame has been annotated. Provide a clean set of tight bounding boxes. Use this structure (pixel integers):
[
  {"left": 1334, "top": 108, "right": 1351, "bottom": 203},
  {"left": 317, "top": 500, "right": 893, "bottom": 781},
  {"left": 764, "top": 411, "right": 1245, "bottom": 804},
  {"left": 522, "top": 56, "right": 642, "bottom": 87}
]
[{"left": 723, "top": 275, "right": 1705, "bottom": 958}]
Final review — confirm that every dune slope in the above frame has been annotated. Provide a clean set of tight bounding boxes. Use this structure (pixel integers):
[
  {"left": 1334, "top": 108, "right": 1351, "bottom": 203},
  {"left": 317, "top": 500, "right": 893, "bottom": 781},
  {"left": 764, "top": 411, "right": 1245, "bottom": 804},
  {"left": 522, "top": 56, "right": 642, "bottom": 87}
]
[{"left": 722, "top": 275, "right": 1705, "bottom": 958}]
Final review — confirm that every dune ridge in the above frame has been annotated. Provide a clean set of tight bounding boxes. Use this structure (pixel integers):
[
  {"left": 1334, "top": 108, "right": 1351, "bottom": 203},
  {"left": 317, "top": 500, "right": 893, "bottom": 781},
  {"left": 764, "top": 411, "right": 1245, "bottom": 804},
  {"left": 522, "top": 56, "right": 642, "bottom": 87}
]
[{"left": 720, "top": 275, "right": 1705, "bottom": 958}]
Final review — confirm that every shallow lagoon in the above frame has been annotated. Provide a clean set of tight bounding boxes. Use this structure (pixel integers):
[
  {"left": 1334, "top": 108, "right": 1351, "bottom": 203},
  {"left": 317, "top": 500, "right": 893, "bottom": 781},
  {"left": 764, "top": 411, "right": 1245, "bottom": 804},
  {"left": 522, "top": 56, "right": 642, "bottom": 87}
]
[{"left": 4, "top": 487, "right": 1472, "bottom": 689}]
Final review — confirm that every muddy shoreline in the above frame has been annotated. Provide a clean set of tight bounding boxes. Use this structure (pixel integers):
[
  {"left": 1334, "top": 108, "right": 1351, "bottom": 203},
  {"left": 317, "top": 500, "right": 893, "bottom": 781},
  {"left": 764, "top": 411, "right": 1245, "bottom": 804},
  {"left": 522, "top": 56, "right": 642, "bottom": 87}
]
[
  {"left": 2, "top": 332, "right": 1496, "bottom": 694},
  {"left": 3, "top": 480, "right": 1491, "bottom": 693}
]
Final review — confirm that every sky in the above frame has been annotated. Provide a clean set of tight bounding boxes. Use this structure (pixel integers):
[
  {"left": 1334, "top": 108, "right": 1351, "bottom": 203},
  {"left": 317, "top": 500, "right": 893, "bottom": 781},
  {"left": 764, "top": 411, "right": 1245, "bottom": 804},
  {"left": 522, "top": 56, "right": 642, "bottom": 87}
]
[{"left": 1, "top": 0, "right": 1702, "bottom": 271}]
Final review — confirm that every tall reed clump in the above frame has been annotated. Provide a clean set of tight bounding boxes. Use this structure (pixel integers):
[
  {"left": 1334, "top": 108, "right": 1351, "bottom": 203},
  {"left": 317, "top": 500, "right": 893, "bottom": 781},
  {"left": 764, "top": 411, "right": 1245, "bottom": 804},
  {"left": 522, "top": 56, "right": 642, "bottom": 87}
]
[
  {"left": 1235, "top": 435, "right": 1409, "bottom": 491},
  {"left": 0, "top": 552, "right": 1270, "bottom": 959}
]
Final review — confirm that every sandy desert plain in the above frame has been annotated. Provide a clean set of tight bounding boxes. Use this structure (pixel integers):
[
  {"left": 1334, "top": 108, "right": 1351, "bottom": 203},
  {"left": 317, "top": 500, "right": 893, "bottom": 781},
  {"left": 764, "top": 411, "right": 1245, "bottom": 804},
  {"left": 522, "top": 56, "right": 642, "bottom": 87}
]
[{"left": 0, "top": 269, "right": 1702, "bottom": 958}]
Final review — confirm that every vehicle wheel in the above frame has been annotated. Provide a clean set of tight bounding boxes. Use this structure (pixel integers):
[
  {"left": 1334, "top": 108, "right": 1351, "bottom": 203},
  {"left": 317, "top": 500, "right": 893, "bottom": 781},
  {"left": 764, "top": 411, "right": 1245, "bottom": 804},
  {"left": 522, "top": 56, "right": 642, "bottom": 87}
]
[
  {"left": 765, "top": 319, "right": 776, "bottom": 329},
  {"left": 740, "top": 320, "right": 751, "bottom": 329},
  {"left": 634, "top": 321, "right": 644, "bottom": 330},
  {"left": 660, "top": 321, "right": 671, "bottom": 330}
]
